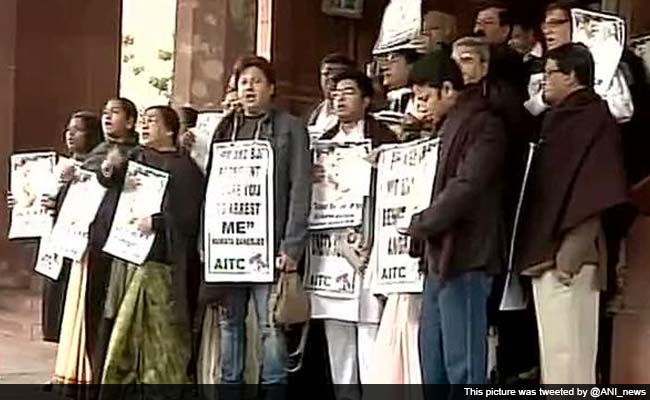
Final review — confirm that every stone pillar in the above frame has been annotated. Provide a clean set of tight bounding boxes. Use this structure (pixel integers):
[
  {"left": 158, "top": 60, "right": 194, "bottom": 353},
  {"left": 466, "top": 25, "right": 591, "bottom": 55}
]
[
  {"left": 0, "top": 0, "right": 17, "bottom": 281},
  {"left": 172, "top": 0, "right": 256, "bottom": 110}
]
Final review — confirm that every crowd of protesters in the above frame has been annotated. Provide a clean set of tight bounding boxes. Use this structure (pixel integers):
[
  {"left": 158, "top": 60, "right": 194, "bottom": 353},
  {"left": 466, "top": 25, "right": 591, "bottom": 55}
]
[{"left": 6, "top": 0, "right": 650, "bottom": 398}]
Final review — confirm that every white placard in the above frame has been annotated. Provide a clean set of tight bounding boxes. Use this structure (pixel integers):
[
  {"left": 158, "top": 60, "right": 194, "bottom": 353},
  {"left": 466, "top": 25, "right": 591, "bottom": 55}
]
[
  {"left": 8, "top": 152, "right": 57, "bottom": 239},
  {"left": 304, "top": 230, "right": 360, "bottom": 300},
  {"left": 103, "top": 161, "right": 169, "bottom": 265},
  {"left": 204, "top": 141, "right": 275, "bottom": 283},
  {"left": 50, "top": 168, "right": 107, "bottom": 261},
  {"left": 191, "top": 111, "right": 225, "bottom": 173},
  {"left": 571, "top": 9, "right": 625, "bottom": 96},
  {"left": 372, "top": 139, "right": 439, "bottom": 294},
  {"left": 372, "top": 0, "right": 422, "bottom": 55},
  {"left": 34, "top": 233, "right": 64, "bottom": 281},
  {"left": 309, "top": 140, "right": 371, "bottom": 230}
]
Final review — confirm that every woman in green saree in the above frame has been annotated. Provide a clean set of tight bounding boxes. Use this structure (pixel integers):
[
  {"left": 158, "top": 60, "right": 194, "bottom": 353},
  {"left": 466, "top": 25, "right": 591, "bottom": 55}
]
[{"left": 98, "top": 105, "right": 204, "bottom": 385}]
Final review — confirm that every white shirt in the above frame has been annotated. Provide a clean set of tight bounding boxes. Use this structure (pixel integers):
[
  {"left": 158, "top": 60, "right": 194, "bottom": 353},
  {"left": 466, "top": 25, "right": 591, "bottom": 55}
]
[
  {"left": 310, "top": 117, "right": 384, "bottom": 324},
  {"left": 332, "top": 119, "right": 365, "bottom": 142}
]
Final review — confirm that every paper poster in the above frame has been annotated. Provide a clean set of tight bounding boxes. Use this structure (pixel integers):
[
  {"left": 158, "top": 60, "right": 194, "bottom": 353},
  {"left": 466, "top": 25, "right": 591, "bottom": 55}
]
[
  {"left": 630, "top": 34, "right": 650, "bottom": 79},
  {"left": 304, "top": 230, "right": 360, "bottom": 300},
  {"left": 8, "top": 152, "right": 57, "bottom": 239},
  {"left": 191, "top": 111, "right": 225, "bottom": 173},
  {"left": 50, "top": 168, "right": 107, "bottom": 261},
  {"left": 34, "top": 233, "right": 64, "bottom": 281},
  {"left": 372, "top": 139, "right": 439, "bottom": 294},
  {"left": 372, "top": 0, "right": 422, "bottom": 55},
  {"left": 571, "top": 9, "right": 625, "bottom": 96},
  {"left": 103, "top": 161, "right": 169, "bottom": 265},
  {"left": 204, "top": 140, "right": 275, "bottom": 283},
  {"left": 309, "top": 140, "right": 371, "bottom": 230}
]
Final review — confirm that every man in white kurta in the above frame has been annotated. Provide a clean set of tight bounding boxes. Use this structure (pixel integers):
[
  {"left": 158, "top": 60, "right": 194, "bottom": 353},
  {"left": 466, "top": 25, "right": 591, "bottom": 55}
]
[{"left": 309, "top": 70, "right": 397, "bottom": 399}]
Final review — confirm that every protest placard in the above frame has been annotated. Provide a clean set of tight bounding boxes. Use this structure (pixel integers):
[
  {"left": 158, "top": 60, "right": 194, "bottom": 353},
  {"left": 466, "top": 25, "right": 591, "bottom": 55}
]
[
  {"left": 372, "top": 139, "right": 439, "bottom": 294},
  {"left": 50, "top": 168, "right": 107, "bottom": 261},
  {"left": 8, "top": 152, "right": 57, "bottom": 239},
  {"left": 103, "top": 161, "right": 169, "bottom": 265},
  {"left": 571, "top": 9, "right": 625, "bottom": 96},
  {"left": 304, "top": 230, "right": 360, "bottom": 300},
  {"left": 204, "top": 140, "right": 275, "bottom": 283},
  {"left": 34, "top": 233, "right": 64, "bottom": 281},
  {"left": 309, "top": 140, "right": 371, "bottom": 230},
  {"left": 190, "top": 111, "right": 225, "bottom": 173},
  {"left": 372, "top": 0, "right": 422, "bottom": 55}
]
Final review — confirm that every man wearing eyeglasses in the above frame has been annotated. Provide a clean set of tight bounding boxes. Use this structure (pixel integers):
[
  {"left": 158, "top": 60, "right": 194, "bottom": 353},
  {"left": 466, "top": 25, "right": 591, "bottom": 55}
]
[
  {"left": 307, "top": 53, "right": 356, "bottom": 136},
  {"left": 474, "top": 2, "right": 511, "bottom": 46},
  {"left": 516, "top": 43, "right": 627, "bottom": 384},
  {"left": 378, "top": 49, "right": 421, "bottom": 115},
  {"left": 534, "top": 1, "right": 650, "bottom": 385},
  {"left": 312, "top": 69, "right": 396, "bottom": 399},
  {"left": 473, "top": 1, "right": 527, "bottom": 92}
]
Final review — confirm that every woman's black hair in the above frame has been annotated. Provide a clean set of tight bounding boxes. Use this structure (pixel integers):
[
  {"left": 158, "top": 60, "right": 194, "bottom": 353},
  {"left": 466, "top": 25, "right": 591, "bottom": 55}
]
[
  {"left": 178, "top": 106, "right": 199, "bottom": 130},
  {"left": 145, "top": 105, "right": 181, "bottom": 146},
  {"left": 69, "top": 111, "right": 103, "bottom": 154}
]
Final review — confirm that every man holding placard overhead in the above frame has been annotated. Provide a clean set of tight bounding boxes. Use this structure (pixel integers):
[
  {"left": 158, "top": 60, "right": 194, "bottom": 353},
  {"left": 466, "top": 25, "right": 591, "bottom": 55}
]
[{"left": 200, "top": 55, "right": 311, "bottom": 396}]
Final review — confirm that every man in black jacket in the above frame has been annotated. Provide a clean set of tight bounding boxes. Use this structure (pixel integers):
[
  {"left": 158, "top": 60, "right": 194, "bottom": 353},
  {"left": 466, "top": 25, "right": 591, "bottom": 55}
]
[{"left": 406, "top": 48, "right": 506, "bottom": 385}]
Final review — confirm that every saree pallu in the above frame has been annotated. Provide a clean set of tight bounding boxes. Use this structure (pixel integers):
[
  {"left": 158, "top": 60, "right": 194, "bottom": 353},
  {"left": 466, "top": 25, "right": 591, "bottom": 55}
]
[
  {"left": 367, "top": 293, "right": 423, "bottom": 385},
  {"left": 52, "top": 256, "right": 93, "bottom": 385},
  {"left": 101, "top": 261, "right": 190, "bottom": 384}
]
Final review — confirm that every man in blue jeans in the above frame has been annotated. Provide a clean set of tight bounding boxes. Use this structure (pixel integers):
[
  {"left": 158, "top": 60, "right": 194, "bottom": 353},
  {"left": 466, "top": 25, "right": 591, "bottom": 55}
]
[
  {"left": 406, "top": 41, "right": 506, "bottom": 385},
  {"left": 206, "top": 56, "right": 312, "bottom": 397}
]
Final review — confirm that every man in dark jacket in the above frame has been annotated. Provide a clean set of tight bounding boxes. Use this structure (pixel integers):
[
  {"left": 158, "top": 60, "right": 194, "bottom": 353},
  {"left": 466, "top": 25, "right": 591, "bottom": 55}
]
[
  {"left": 454, "top": 36, "right": 538, "bottom": 384},
  {"left": 199, "top": 56, "right": 311, "bottom": 394},
  {"left": 406, "top": 48, "right": 507, "bottom": 385},
  {"left": 474, "top": 1, "right": 529, "bottom": 93},
  {"left": 516, "top": 43, "right": 627, "bottom": 384}
]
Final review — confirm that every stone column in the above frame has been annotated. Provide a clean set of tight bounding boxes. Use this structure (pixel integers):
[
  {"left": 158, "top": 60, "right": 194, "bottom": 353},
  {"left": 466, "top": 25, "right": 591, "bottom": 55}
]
[
  {"left": 0, "top": 0, "right": 17, "bottom": 281},
  {"left": 172, "top": 0, "right": 256, "bottom": 109}
]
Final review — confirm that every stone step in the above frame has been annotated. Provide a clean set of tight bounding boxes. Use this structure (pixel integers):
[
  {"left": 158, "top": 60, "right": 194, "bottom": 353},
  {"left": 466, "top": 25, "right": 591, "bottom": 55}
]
[
  {"left": 0, "top": 259, "right": 37, "bottom": 290},
  {"left": 0, "top": 288, "right": 43, "bottom": 341},
  {"left": 0, "top": 311, "right": 43, "bottom": 341},
  {"left": 0, "top": 288, "right": 41, "bottom": 314}
]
